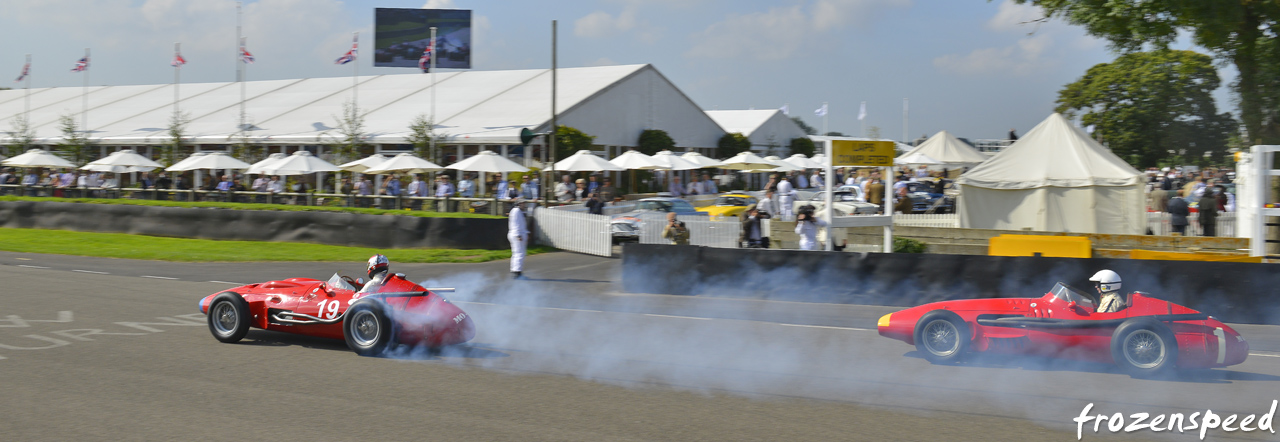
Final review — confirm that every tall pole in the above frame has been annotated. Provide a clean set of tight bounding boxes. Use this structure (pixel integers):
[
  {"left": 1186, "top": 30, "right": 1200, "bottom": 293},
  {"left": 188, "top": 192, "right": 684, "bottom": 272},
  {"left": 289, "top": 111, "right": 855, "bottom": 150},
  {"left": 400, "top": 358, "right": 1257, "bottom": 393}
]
[
  {"left": 547, "top": 19, "right": 558, "bottom": 204},
  {"left": 821, "top": 101, "right": 828, "bottom": 136},
  {"left": 23, "top": 54, "right": 30, "bottom": 123},
  {"left": 174, "top": 42, "right": 181, "bottom": 120},
  {"left": 352, "top": 32, "right": 359, "bottom": 124},
  {"left": 902, "top": 98, "right": 908, "bottom": 144},
  {"left": 82, "top": 48, "right": 89, "bottom": 137},
  {"left": 237, "top": 2, "right": 245, "bottom": 138},
  {"left": 429, "top": 27, "right": 437, "bottom": 166}
]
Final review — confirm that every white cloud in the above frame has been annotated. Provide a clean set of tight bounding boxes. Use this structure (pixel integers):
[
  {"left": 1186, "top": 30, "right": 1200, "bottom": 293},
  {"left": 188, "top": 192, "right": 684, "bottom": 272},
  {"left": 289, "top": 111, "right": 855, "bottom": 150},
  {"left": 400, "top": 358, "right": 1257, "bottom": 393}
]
[
  {"left": 985, "top": 0, "right": 1044, "bottom": 32},
  {"left": 684, "top": 0, "right": 911, "bottom": 61},
  {"left": 933, "top": 33, "right": 1053, "bottom": 76},
  {"left": 574, "top": 8, "right": 638, "bottom": 39},
  {"left": 422, "top": 0, "right": 457, "bottom": 8}
]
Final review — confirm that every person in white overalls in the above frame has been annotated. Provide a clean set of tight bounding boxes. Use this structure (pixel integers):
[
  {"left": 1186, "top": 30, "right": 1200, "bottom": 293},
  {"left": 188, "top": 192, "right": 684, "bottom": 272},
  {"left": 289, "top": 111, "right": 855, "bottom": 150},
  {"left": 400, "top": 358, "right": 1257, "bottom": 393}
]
[
  {"left": 776, "top": 176, "right": 795, "bottom": 218},
  {"left": 508, "top": 198, "right": 529, "bottom": 278}
]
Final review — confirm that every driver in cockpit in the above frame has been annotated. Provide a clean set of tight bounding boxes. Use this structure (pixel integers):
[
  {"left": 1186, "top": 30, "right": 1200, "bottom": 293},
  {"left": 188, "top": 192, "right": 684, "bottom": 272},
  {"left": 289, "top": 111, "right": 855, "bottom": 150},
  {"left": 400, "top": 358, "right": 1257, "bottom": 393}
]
[
  {"left": 1090, "top": 269, "right": 1126, "bottom": 313},
  {"left": 358, "top": 254, "right": 391, "bottom": 294}
]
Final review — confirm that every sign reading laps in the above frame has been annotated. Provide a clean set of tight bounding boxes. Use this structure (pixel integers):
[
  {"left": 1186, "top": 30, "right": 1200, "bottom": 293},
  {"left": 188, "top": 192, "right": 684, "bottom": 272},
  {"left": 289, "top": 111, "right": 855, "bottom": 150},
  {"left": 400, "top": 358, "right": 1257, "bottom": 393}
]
[{"left": 831, "top": 140, "right": 895, "bottom": 167}]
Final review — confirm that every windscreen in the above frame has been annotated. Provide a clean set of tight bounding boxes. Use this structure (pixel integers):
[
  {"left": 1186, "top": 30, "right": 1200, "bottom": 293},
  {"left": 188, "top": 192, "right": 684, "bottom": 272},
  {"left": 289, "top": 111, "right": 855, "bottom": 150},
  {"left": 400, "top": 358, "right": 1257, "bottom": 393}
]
[
  {"left": 326, "top": 273, "right": 356, "bottom": 291},
  {"left": 1050, "top": 282, "right": 1097, "bottom": 306}
]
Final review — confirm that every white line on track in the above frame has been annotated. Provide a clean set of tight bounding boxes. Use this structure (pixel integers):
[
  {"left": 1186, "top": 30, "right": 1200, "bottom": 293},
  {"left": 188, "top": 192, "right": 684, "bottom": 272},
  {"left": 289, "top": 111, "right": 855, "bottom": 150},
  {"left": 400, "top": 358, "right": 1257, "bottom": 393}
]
[
  {"left": 1249, "top": 353, "right": 1280, "bottom": 358},
  {"left": 643, "top": 314, "right": 712, "bottom": 320},
  {"left": 140, "top": 275, "right": 178, "bottom": 280},
  {"left": 542, "top": 307, "right": 602, "bottom": 313},
  {"left": 561, "top": 261, "right": 608, "bottom": 272},
  {"left": 778, "top": 323, "right": 870, "bottom": 331},
  {"left": 72, "top": 269, "right": 109, "bottom": 274},
  {"left": 17, "top": 265, "right": 50, "bottom": 269},
  {"left": 207, "top": 281, "right": 245, "bottom": 285}
]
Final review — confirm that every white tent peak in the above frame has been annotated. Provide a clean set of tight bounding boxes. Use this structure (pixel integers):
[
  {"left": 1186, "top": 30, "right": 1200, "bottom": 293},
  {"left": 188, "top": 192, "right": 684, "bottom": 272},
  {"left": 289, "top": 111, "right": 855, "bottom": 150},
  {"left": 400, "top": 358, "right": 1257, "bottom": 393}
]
[
  {"left": 957, "top": 113, "right": 1142, "bottom": 189},
  {"left": 899, "top": 130, "right": 988, "bottom": 166}
]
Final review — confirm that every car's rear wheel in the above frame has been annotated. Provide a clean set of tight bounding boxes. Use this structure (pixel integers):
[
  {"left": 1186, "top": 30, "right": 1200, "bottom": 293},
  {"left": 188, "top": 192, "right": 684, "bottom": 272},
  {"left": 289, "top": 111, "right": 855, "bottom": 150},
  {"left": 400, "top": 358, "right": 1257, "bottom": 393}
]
[
  {"left": 914, "top": 310, "right": 970, "bottom": 364},
  {"left": 343, "top": 302, "right": 395, "bottom": 357},
  {"left": 1111, "top": 318, "right": 1178, "bottom": 377},
  {"left": 207, "top": 292, "right": 250, "bottom": 343}
]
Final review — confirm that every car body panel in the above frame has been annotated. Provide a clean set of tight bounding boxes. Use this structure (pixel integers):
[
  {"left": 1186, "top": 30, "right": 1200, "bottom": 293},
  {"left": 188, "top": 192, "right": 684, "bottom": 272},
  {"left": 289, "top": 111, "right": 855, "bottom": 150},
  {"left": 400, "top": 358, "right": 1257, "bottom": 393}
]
[
  {"left": 200, "top": 273, "right": 475, "bottom": 349},
  {"left": 798, "top": 191, "right": 879, "bottom": 216},
  {"left": 610, "top": 197, "right": 703, "bottom": 242},
  {"left": 697, "top": 193, "right": 759, "bottom": 219},
  {"left": 877, "top": 283, "right": 1247, "bottom": 369}
]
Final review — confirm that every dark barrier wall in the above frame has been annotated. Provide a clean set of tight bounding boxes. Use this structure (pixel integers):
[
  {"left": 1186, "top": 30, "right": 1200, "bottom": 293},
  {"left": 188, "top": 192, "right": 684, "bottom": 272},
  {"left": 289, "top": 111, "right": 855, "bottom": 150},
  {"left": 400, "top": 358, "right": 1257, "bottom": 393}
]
[
  {"left": 0, "top": 201, "right": 509, "bottom": 250},
  {"left": 622, "top": 244, "right": 1280, "bottom": 325}
]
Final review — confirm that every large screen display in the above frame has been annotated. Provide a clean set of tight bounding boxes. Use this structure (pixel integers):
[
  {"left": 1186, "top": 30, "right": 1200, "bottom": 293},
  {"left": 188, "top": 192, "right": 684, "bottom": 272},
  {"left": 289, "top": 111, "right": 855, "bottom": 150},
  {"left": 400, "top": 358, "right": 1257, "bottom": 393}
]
[{"left": 374, "top": 8, "right": 471, "bottom": 69}]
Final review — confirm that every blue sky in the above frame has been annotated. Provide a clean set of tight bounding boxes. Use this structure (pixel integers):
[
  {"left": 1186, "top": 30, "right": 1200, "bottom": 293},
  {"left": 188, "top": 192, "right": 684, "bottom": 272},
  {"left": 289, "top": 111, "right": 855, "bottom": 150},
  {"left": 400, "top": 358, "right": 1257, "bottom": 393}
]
[{"left": 0, "top": 0, "right": 1234, "bottom": 142}]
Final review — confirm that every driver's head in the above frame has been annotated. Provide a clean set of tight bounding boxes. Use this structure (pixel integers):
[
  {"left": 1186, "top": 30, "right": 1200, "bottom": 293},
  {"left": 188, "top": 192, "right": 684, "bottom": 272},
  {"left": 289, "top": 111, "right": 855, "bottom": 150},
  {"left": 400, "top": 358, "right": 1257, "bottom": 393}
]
[
  {"left": 366, "top": 254, "right": 390, "bottom": 279},
  {"left": 1089, "top": 269, "right": 1122, "bottom": 295}
]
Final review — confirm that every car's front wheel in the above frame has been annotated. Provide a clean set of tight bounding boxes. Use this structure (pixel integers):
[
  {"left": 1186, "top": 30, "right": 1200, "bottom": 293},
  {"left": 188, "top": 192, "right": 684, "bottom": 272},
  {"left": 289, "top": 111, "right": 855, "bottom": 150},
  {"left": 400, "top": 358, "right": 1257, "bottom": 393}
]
[
  {"left": 913, "top": 310, "right": 970, "bottom": 364},
  {"left": 1111, "top": 318, "right": 1178, "bottom": 377},
  {"left": 343, "top": 302, "right": 396, "bottom": 357},
  {"left": 207, "top": 292, "right": 250, "bottom": 343}
]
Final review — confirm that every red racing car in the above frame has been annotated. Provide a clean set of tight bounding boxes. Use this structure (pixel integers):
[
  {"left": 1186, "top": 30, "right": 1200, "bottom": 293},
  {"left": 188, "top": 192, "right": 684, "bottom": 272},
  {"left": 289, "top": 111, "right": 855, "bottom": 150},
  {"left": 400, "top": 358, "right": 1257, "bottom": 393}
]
[
  {"left": 877, "top": 282, "right": 1248, "bottom": 377},
  {"left": 199, "top": 271, "right": 476, "bottom": 356}
]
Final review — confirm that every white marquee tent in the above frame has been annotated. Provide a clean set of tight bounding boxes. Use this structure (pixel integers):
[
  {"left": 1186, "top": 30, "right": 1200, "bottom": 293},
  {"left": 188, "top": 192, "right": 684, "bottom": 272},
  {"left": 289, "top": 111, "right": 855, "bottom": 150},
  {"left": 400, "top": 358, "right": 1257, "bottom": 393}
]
[
  {"left": 705, "top": 109, "right": 807, "bottom": 153},
  {"left": 956, "top": 113, "right": 1145, "bottom": 234},
  {"left": 899, "top": 130, "right": 989, "bottom": 167}
]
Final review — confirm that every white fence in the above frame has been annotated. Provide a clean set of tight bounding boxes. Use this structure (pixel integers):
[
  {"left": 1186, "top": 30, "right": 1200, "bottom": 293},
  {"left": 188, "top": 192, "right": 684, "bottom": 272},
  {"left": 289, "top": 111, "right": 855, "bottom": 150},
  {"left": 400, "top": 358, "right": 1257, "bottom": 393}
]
[
  {"left": 635, "top": 213, "right": 741, "bottom": 248},
  {"left": 530, "top": 207, "right": 613, "bottom": 257},
  {"left": 887, "top": 212, "right": 1239, "bottom": 237}
]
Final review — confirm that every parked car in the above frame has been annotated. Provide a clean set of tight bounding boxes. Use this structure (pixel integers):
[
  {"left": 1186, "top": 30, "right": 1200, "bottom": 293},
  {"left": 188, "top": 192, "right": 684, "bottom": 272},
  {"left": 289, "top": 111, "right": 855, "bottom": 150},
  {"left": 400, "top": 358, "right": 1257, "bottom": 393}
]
[
  {"left": 610, "top": 197, "right": 702, "bottom": 243},
  {"left": 795, "top": 191, "right": 879, "bottom": 216},
  {"left": 697, "top": 193, "right": 759, "bottom": 220},
  {"left": 903, "top": 180, "right": 955, "bottom": 213}
]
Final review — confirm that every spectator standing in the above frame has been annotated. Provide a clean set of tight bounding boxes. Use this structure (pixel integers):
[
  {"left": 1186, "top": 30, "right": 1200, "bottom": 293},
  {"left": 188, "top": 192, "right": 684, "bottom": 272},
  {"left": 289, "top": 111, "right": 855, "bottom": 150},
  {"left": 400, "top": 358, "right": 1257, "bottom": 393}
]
[
  {"left": 519, "top": 175, "right": 539, "bottom": 201},
  {"left": 267, "top": 175, "right": 284, "bottom": 196},
  {"left": 661, "top": 212, "right": 690, "bottom": 245},
  {"left": 793, "top": 208, "right": 828, "bottom": 251},
  {"left": 740, "top": 207, "right": 770, "bottom": 248},
  {"left": 894, "top": 186, "right": 914, "bottom": 214},
  {"left": 0, "top": 168, "right": 12, "bottom": 195},
  {"left": 795, "top": 171, "right": 809, "bottom": 189},
  {"left": 584, "top": 192, "right": 604, "bottom": 215},
  {"left": 701, "top": 173, "right": 718, "bottom": 195},
  {"left": 22, "top": 170, "right": 38, "bottom": 196},
  {"left": 587, "top": 175, "right": 601, "bottom": 195},
  {"left": 668, "top": 175, "right": 685, "bottom": 198},
  {"left": 406, "top": 174, "right": 425, "bottom": 210},
  {"left": 457, "top": 173, "right": 475, "bottom": 198},
  {"left": 776, "top": 176, "right": 795, "bottom": 217},
  {"left": 810, "top": 171, "right": 823, "bottom": 189},
  {"left": 494, "top": 177, "right": 509, "bottom": 200},
  {"left": 553, "top": 174, "right": 574, "bottom": 202},
  {"left": 507, "top": 198, "right": 529, "bottom": 278},
  {"left": 597, "top": 177, "right": 619, "bottom": 203},
  {"left": 435, "top": 174, "right": 455, "bottom": 212},
  {"left": 1198, "top": 187, "right": 1218, "bottom": 237},
  {"left": 252, "top": 175, "right": 270, "bottom": 202},
  {"left": 573, "top": 178, "right": 589, "bottom": 200},
  {"left": 1149, "top": 185, "right": 1168, "bottom": 212},
  {"left": 867, "top": 175, "right": 885, "bottom": 213},
  {"left": 1167, "top": 190, "right": 1190, "bottom": 235},
  {"left": 1008, "top": 128, "right": 1018, "bottom": 141},
  {"left": 216, "top": 175, "right": 233, "bottom": 192}
]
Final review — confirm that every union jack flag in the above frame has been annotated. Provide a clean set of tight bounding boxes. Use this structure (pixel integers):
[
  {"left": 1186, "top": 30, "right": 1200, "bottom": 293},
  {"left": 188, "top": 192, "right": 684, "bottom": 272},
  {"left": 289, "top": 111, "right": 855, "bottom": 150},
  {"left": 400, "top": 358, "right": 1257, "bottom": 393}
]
[
  {"left": 334, "top": 34, "right": 357, "bottom": 65},
  {"left": 71, "top": 56, "right": 88, "bottom": 72},
  {"left": 418, "top": 45, "right": 432, "bottom": 73},
  {"left": 240, "top": 39, "right": 254, "bottom": 64},
  {"left": 14, "top": 62, "right": 29, "bottom": 83},
  {"left": 171, "top": 53, "right": 187, "bottom": 68}
]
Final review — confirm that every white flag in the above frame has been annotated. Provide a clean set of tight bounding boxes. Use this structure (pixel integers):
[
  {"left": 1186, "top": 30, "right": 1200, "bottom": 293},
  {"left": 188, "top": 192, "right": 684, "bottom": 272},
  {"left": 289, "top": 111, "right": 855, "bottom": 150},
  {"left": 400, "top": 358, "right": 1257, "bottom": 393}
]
[
  {"left": 858, "top": 101, "right": 867, "bottom": 121},
  {"left": 814, "top": 103, "right": 827, "bottom": 117},
  {"left": 779, "top": 104, "right": 789, "bottom": 116}
]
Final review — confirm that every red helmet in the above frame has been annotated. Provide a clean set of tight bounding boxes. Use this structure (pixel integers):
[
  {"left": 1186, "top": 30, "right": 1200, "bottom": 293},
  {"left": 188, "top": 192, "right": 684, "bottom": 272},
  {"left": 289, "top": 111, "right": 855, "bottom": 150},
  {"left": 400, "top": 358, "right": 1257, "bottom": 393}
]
[{"left": 366, "top": 254, "right": 389, "bottom": 278}]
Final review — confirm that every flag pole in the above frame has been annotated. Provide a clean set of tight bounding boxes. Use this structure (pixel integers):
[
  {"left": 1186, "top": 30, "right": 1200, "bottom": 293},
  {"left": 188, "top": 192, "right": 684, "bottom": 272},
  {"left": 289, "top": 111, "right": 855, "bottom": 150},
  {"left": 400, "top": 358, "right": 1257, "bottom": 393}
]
[
  {"left": 548, "top": 19, "right": 558, "bottom": 205},
  {"left": 23, "top": 54, "right": 31, "bottom": 123},
  {"left": 174, "top": 42, "right": 181, "bottom": 120},
  {"left": 237, "top": 2, "right": 245, "bottom": 142},
  {"left": 82, "top": 48, "right": 89, "bottom": 138},
  {"left": 352, "top": 31, "right": 358, "bottom": 125},
  {"left": 429, "top": 26, "right": 437, "bottom": 165}
]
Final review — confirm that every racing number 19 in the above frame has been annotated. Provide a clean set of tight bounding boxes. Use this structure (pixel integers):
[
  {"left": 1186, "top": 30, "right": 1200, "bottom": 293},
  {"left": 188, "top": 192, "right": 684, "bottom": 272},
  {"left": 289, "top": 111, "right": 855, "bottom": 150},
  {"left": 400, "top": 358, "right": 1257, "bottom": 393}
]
[{"left": 316, "top": 300, "right": 340, "bottom": 320}]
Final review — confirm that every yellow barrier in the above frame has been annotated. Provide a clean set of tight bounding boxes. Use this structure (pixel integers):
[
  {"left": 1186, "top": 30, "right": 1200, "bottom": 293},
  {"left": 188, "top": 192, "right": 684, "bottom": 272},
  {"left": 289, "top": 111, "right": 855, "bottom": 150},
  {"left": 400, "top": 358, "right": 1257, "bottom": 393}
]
[
  {"left": 1129, "top": 249, "right": 1263, "bottom": 263},
  {"left": 988, "top": 234, "right": 1091, "bottom": 258}
]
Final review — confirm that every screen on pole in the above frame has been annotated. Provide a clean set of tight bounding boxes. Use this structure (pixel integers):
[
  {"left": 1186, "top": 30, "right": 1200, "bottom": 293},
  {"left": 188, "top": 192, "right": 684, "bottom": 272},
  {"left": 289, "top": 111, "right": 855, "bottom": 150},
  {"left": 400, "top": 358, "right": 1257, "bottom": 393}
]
[{"left": 374, "top": 8, "right": 471, "bottom": 69}]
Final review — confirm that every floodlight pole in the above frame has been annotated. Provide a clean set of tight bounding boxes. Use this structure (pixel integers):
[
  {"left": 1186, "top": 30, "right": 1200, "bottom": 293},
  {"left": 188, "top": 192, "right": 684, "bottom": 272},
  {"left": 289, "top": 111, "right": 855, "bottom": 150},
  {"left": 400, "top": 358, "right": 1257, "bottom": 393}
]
[
  {"left": 82, "top": 48, "right": 89, "bottom": 138},
  {"left": 429, "top": 27, "right": 437, "bottom": 166},
  {"left": 546, "top": 19, "right": 558, "bottom": 206}
]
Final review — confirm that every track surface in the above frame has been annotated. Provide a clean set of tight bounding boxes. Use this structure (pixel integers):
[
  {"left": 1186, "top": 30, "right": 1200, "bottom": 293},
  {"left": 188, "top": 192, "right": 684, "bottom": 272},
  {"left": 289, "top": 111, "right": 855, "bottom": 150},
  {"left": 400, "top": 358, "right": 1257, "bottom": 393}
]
[{"left": 2, "top": 250, "right": 1279, "bottom": 441}]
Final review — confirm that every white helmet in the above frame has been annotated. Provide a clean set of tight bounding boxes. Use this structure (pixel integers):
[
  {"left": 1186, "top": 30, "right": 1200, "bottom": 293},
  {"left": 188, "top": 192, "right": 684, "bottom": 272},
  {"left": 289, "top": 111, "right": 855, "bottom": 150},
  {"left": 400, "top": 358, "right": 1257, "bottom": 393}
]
[
  {"left": 366, "top": 254, "right": 389, "bottom": 279},
  {"left": 1089, "top": 269, "right": 1122, "bottom": 294}
]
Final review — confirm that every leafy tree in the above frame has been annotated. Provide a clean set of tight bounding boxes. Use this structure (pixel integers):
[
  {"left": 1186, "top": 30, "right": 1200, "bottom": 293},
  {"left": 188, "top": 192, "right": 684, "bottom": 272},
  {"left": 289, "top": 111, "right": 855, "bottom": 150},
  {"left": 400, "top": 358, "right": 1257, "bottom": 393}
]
[
  {"left": 636, "top": 129, "right": 674, "bottom": 155},
  {"left": 791, "top": 116, "right": 817, "bottom": 135},
  {"left": 1012, "top": 0, "right": 1280, "bottom": 144},
  {"left": 57, "top": 115, "right": 93, "bottom": 166},
  {"left": 5, "top": 114, "right": 36, "bottom": 157},
  {"left": 788, "top": 137, "right": 816, "bottom": 157},
  {"left": 163, "top": 112, "right": 191, "bottom": 168},
  {"left": 323, "top": 102, "right": 369, "bottom": 164},
  {"left": 406, "top": 114, "right": 446, "bottom": 163},
  {"left": 717, "top": 132, "right": 752, "bottom": 158},
  {"left": 1055, "top": 50, "right": 1236, "bottom": 168},
  {"left": 555, "top": 125, "right": 595, "bottom": 162},
  {"left": 228, "top": 117, "right": 263, "bottom": 164}
]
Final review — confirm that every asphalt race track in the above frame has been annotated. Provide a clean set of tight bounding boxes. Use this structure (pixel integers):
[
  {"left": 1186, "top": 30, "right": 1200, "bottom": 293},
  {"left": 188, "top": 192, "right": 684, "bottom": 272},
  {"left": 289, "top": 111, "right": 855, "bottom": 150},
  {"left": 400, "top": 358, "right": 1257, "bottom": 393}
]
[{"left": 3, "top": 250, "right": 1280, "bottom": 441}]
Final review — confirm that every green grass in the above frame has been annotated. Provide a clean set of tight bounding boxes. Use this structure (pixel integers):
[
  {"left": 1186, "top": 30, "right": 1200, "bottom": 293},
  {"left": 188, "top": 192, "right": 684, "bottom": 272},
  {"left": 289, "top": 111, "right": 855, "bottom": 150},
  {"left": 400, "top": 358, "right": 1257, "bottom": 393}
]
[
  {"left": 0, "top": 228, "right": 551, "bottom": 263},
  {"left": 0, "top": 196, "right": 503, "bottom": 219}
]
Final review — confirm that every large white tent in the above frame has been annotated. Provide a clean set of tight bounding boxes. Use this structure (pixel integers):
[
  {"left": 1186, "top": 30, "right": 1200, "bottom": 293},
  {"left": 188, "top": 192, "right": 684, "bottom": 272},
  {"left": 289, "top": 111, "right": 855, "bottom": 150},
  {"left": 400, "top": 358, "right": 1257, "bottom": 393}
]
[
  {"left": 899, "top": 130, "right": 989, "bottom": 167},
  {"left": 705, "top": 109, "right": 807, "bottom": 153},
  {"left": 0, "top": 64, "right": 725, "bottom": 152},
  {"left": 956, "top": 113, "right": 1145, "bottom": 234}
]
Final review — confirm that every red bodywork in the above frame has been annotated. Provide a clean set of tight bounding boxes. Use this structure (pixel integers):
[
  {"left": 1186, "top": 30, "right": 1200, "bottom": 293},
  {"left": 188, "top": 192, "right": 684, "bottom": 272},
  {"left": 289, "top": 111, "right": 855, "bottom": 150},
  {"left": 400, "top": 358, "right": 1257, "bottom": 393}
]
[
  {"left": 199, "top": 273, "right": 475, "bottom": 349},
  {"left": 877, "top": 288, "right": 1248, "bottom": 369}
]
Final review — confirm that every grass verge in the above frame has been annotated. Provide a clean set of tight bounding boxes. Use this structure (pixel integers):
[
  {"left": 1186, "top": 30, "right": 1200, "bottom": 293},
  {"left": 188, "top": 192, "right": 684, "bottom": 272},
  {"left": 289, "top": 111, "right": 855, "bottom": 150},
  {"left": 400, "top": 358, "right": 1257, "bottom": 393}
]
[
  {"left": 0, "top": 228, "right": 551, "bottom": 263},
  {"left": 0, "top": 196, "right": 504, "bottom": 219}
]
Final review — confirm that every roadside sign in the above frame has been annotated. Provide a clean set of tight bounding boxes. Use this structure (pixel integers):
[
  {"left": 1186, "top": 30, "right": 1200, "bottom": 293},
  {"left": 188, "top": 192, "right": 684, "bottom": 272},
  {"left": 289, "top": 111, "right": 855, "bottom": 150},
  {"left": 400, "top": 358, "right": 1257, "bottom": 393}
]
[{"left": 831, "top": 140, "right": 895, "bottom": 167}]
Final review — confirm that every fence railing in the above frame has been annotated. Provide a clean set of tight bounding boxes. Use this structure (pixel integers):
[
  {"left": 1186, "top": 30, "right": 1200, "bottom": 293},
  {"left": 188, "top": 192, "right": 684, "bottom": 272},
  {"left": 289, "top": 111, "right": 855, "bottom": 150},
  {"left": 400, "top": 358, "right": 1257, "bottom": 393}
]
[
  {"left": 633, "top": 213, "right": 739, "bottom": 248},
  {"left": 529, "top": 207, "right": 613, "bottom": 257},
  {"left": 894, "top": 213, "right": 960, "bottom": 228},
  {"left": 1146, "top": 212, "right": 1237, "bottom": 237}
]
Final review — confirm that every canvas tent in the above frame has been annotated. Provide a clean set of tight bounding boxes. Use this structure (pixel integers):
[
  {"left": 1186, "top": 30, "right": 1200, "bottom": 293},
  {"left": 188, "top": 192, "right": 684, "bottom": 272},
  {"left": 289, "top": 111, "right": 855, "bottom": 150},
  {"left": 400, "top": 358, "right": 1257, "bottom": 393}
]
[
  {"left": 956, "top": 113, "right": 1145, "bottom": 234},
  {"left": 899, "top": 130, "right": 989, "bottom": 167},
  {"left": 705, "top": 110, "right": 807, "bottom": 153}
]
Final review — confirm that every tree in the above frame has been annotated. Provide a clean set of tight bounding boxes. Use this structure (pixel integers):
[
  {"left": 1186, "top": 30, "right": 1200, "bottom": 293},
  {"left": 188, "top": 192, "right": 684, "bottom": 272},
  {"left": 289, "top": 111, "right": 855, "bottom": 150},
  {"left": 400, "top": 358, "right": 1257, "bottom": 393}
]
[
  {"left": 555, "top": 125, "right": 595, "bottom": 161},
  {"left": 1012, "top": 0, "right": 1280, "bottom": 145},
  {"left": 1055, "top": 50, "right": 1236, "bottom": 168},
  {"left": 791, "top": 116, "right": 817, "bottom": 135},
  {"left": 788, "top": 137, "right": 816, "bottom": 157},
  {"left": 323, "top": 101, "right": 369, "bottom": 164},
  {"left": 163, "top": 112, "right": 191, "bottom": 168},
  {"left": 5, "top": 114, "right": 36, "bottom": 157},
  {"left": 57, "top": 115, "right": 93, "bottom": 166},
  {"left": 636, "top": 129, "right": 674, "bottom": 155},
  {"left": 717, "top": 132, "right": 752, "bottom": 158},
  {"left": 406, "top": 114, "right": 446, "bottom": 163}
]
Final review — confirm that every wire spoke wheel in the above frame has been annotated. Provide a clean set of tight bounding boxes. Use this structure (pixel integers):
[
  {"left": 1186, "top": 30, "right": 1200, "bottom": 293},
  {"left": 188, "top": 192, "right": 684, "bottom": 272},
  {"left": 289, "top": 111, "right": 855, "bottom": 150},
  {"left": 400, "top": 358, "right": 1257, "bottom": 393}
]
[
  {"left": 212, "top": 303, "right": 238, "bottom": 335},
  {"left": 1123, "top": 329, "right": 1166, "bottom": 369},
  {"left": 922, "top": 319, "right": 960, "bottom": 356},
  {"left": 350, "top": 310, "right": 381, "bottom": 348}
]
